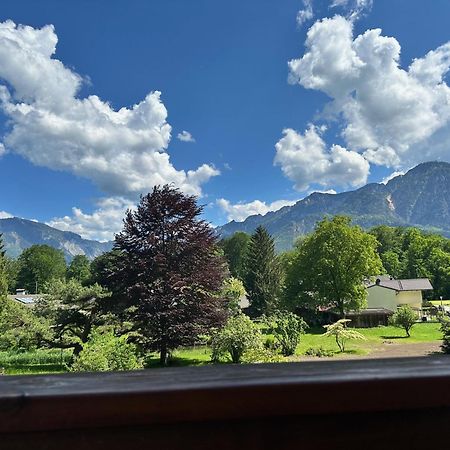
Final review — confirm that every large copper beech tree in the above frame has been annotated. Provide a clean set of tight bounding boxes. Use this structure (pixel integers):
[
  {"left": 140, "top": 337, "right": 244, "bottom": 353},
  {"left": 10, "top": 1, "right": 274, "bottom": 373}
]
[{"left": 114, "top": 185, "right": 228, "bottom": 365}]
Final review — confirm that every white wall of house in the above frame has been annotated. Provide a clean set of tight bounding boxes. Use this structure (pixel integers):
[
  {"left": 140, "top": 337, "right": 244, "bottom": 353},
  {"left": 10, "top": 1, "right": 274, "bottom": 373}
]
[
  {"left": 367, "top": 286, "right": 423, "bottom": 310},
  {"left": 367, "top": 286, "right": 397, "bottom": 310}
]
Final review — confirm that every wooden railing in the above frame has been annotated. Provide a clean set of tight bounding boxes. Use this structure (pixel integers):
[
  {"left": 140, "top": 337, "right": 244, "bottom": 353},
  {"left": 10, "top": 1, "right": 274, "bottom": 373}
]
[{"left": 1, "top": 356, "right": 450, "bottom": 449}]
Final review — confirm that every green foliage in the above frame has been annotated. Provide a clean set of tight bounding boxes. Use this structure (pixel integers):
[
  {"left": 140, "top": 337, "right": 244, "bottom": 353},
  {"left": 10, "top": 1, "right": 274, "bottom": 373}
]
[
  {"left": 322, "top": 319, "right": 366, "bottom": 352},
  {"left": 67, "top": 255, "right": 91, "bottom": 284},
  {"left": 285, "top": 216, "right": 383, "bottom": 316},
  {"left": 264, "top": 311, "right": 307, "bottom": 356},
  {"left": 114, "top": 185, "right": 228, "bottom": 366},
  {"left": 371, "top": 225, "right": 450, "bottom": 299},
  {"left": 35, "top": 278, "right": 111, "bottom": 354},
  {"left": 220, "top": 232, "right": 251, "bottom": 280},
  {"left": 211, "top": 314, "right": 262, "bottom": 363},
  {"left": 221, "top": 277, "right": 246, "bottom": 313},
  {"left": 244, "top": 226, "right": 282, "bottom": 316},
  {"left": 0, "top": 234, "right": 8, "bottom": 296},
  {"left": 0, "top": 296, "right": 50, "bottom": 351},
  {"left": 16, "top": 245, "right": 66, "bottom": 293},
  {"left": 241, "top": 347, "right": 283, "bottom": 363},
  {"left": 389, "top": 305, "right": 418, "bottom": 337},
  {"left": 440, "top": 316, "right": 450, "bottom": 354},
  {"left": 304, "top": 346, "right": 334, "bottom": 357},
  {"left": 71, "top": 329, "right": 143, "bottom": 372}
]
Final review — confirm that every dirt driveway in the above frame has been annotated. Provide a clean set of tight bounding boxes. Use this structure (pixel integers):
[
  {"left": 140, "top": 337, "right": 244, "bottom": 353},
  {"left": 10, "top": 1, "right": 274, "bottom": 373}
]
[{"left": 299, "top": 340, "right": 443, "bottom": 362}]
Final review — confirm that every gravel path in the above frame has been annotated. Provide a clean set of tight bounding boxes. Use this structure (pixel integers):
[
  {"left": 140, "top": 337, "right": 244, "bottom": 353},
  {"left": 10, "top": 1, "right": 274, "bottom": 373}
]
[{"left": 298, "top": 341, "right": 443, "bottom": 362}]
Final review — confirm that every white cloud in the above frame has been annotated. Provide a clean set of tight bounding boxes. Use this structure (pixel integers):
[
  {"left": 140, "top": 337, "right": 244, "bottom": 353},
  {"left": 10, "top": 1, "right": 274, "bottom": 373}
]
[
  {"left": 309, "top": 189, "right": 337, "bottom": 195},
  {"left": 288, "top": 15, "right": 450, "bottom": 170},
  {"left": 0, "top": 210, "right": 13, "bottom": 219},
  {"left": 274, "top": 125, "right": 369, "bottom": 191},
  {"left": 217, "top": 198, "right": 299, "bottom": 222},
  {"left": 47, "top": 197, "right": 134, "bottom": 242},
  {"left": 0, "top": 20, "right": 218, "bottom": 198},
  {"left": 380, "top": 170, "right": 405, "bottom": 185},
  {"left": 330, "top": 0, "right": 373, "bottom": 21},
  {"left": 297, "top": 0, "right": 314, "bottom": 26},
  {"left": 177, "top": 130, "right": 195, "bottom": 143}
]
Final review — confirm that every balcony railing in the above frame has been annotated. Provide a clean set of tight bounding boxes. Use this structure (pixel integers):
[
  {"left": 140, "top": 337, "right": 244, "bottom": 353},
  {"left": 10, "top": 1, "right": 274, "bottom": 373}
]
[{"left": 1, "top": 356, "right": 450, "bottom": 449}]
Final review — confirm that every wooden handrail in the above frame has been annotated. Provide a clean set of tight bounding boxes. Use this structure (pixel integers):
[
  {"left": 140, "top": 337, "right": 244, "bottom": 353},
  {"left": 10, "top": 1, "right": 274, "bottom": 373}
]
[{"left": 1, "top": 356, "right": 450, "bottom": 449}]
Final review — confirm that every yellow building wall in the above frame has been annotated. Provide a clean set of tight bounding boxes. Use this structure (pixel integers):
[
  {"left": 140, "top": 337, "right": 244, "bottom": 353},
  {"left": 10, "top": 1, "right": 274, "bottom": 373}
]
[
  {"left": 367, "top": 286, "right": 423, "bottom": 311},
  {"left": 396, "top": 291, "right": 423, "bottom": 309}
]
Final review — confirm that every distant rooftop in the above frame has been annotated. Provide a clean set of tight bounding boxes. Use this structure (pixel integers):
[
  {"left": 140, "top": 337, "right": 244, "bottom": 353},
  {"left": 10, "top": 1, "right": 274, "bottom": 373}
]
[{"left": 369, "top": 277, "right": 433, "bottom": 291}]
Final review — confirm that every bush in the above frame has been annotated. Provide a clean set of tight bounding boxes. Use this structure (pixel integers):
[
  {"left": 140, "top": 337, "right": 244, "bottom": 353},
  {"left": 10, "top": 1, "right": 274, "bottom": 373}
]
[
  {"left": 241, "top": 347, "right": 283, "bottom": 363},
  {"left": 264, "top": 311, "right": 307, "bottom": 356},
  {"left": 440, "top": 316, "right": 450, "bottom": 354},
  {"left": 211, "top": 314, "right": 262, "bottom": 363},
  {"left": 389, "top": 305, "right": 417, "bottom": 337},
  {"left": 304, "top": 346, "right": 334, "bottom": 357},
  {"left": 0, "top": 297, "right": 50, "bottom": 351},
  {"left": 71, "top": 330, "right": 143, "bottom": 372}
]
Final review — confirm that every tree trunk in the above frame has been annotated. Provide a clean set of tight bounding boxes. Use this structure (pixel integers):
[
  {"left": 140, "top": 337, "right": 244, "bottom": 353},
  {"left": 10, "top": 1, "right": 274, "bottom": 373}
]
[{"left": 160, "top": 344, "right": 169, "bottom": 366}]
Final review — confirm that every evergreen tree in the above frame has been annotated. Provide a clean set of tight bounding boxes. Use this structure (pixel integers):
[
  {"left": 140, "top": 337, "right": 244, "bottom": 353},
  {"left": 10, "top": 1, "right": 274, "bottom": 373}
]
[
  {"left": 113, "top": 185, "right": 228, "bottom": 365},
  {"left": 0, "top": 234, "right": 8, "bottom": 297},
  {"left": 244, "top": 226, "right": 281, "bottom": 316}
]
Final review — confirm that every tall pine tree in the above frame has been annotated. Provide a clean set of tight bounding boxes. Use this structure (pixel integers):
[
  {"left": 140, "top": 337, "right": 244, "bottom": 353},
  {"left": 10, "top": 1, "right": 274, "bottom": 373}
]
[
  {"left": 244, "top": 226, "right": 281, "bottom": 316},
  {"left": 0, "top": 234, "right": 8, "bottom": 297}
]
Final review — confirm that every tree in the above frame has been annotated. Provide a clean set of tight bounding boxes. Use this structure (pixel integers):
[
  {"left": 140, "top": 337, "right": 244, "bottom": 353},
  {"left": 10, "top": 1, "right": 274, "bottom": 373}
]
[
  {"left": 220, "top": 232, "right": 251, "bottom": 279},
  {"left": 0, "top": 234, "right": 8, "bottom": 296},
  {"left": 211, "top": 314, "right": 262, "bottom": 363},
  {"left": 389, "top": 305, "right": 417, "bottom": 337},
  {"left": 67, "top": 255, "right": 91, "bottom": 284},
  {"left": 285, "top": 216, "right": 383, "bottom": 317},
  {"left": 0, "top": 296, "right": 50, "bottom": 351},
  {"left": 244, "top": 226, "right": 281, "bottom": 316},
  {"left": 35, "top": 278, "right": 111, "bottom": 355},
  {"left": 16, "top": 245, "right": 66, "bottom": 293},
  {"left": 264, "top": 311, "right": 307, "bottom": 356},
  {"left": 113, "top": 185, "right": 228, "bottom": 365},
  {"left": 322, "top": 319, "right": 366, "bottom": 352},
  {"left": 221, "top": 277, "right": 246, "bottom": 313}
]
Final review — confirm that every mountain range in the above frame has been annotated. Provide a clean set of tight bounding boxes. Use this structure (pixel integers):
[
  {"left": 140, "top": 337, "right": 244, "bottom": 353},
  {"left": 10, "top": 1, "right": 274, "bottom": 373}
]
[
  {"left": 0, "top": 217, "right": 112, "bottom": 261},
  {"left": 217, "top": 161, "right": 450, "bottom": 251},
  {"left": 1, "top": 161, "right": 449, "bottom": 258}
]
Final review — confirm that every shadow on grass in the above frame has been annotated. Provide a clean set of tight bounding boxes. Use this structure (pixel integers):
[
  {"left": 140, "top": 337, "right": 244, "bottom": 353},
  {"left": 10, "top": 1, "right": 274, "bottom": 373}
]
[
  {"left": 381, "top": 335, "right": 409, "bottom": 340},
  {"left": 145, "top": 357, "right": 213, "bottom": 369}
]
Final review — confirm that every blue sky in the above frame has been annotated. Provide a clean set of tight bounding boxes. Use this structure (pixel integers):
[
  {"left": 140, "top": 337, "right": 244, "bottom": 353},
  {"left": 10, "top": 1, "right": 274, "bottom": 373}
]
[{"left": 0, "top": 0, "right": 450, "bottom": 240}]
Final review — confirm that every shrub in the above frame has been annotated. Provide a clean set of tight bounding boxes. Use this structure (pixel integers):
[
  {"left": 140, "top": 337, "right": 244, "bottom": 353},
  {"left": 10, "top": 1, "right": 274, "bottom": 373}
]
[
  {"left": 304, "top": 346, "right": 334, "bottom": 357},
  {"left": 71, "top": 330, "right": 143, "bottom": 372},
  {"left": 440, "top": 316, "right": 450, "bottom": 354},
  {"left": 211, "top": 314, "right": 262, "bottom": 363},
  {"left": 241, "top": 347, "right": 283, "bottom": 363},
  {"left": 322, "top": 319, "right": 366, "bottom": 352},
  {"left": 389, "top": 305, "right": 417, "bottom": 337},
  {"left": 264, "top": 311, "right": 307, "bottom": 356}
]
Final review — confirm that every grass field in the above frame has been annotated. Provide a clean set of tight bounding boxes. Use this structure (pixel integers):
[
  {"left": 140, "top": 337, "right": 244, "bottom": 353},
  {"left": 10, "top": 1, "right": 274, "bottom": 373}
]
[{"left": 1, "top": 322, "right": 442, "bottom": 375}]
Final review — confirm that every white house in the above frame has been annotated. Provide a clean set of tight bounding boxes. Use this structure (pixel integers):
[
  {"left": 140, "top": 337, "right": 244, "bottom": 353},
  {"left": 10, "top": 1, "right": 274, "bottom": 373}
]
[
  {"left": 367, "top": 276, "right": 433, "bottom": 311},
  {"left": 348, "top": 276, "right": 434, "bottom": 327}
]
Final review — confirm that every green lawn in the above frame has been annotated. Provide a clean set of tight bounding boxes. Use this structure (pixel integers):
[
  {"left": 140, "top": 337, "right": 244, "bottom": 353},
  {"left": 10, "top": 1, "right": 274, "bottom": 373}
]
[
  {"left": 1, "top": 323, "right": 442, "bottom": 375},
  {"left": 0, "top": 349, "right": 71, "bottom": 375}
]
